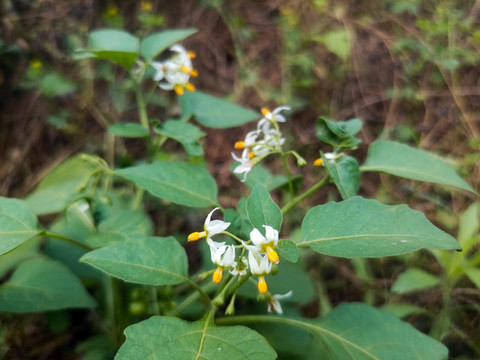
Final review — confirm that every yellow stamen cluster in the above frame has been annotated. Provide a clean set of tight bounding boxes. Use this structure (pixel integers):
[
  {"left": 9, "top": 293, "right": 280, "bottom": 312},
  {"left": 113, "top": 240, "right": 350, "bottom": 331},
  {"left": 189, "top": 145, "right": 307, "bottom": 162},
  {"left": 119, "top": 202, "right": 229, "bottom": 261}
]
[
  {"left": 261, "top": 108, "right": 271, "bottom": 117},
  {"left": 187, "top": 50, "right": 196, "bottom": 59},
  {"left": 248, "top": 152, "right": 255, "bottom": 160},
  {"left": 188, "top": 231, "right": 207, "bottom": 242},
  {"left": 212, "top": 267, "right": 223, "bottom": 284},
  {"left": 266, "top": 247, "right": 279, "bottom": 264},
  {"left": 234, "top": 141, "right": 245, "bottom": 150},
  {"left": 314, "top": 158, "right": 323, "bottom": 167},
  {"left": 258, "top": 276, "right": 268, "bottom": 293},
  {"left": 174, "top": 85, "right": 184, "bottom": 96}
]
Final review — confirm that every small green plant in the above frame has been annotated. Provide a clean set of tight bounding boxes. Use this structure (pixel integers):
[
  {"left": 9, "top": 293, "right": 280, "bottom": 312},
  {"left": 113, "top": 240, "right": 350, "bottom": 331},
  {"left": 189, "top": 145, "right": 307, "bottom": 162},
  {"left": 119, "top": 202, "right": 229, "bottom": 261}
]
[{"left": 0, "top": 28, "right": 477, "bottom": 359}]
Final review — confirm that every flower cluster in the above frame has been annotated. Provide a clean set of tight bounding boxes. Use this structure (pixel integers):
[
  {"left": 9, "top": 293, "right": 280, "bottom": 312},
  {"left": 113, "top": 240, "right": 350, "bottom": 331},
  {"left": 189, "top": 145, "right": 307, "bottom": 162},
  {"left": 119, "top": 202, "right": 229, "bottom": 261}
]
[
  {"left": 231, "top": 106, "right": 290, "bottom": 181},
  {"left": 151, "top": 44, "right": 198, "bottom": 95},
  {"left": 188, "top": 208, "right": 282, "bottom": 296}
]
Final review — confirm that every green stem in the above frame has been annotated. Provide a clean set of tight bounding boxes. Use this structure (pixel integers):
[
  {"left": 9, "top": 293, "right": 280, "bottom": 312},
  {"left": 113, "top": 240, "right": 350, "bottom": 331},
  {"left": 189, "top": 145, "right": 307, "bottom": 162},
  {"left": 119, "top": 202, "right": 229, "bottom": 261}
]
[
  {"left": 225, "top": 273, "right": 252, "bottom": 298},
  {"left": 169, "top": 282, "right": 217, "bottom": 317},
  {"left": 212, "top": 276, "right": 236, "bottom": 307},
  {"left": 222, "top": 231, "right": 245, "bottom": 244},
  {"left": 105, "top": 277, "right": 125, "bottom": 348},
  {"left": 281, "top": 176, "right": 330, "bottom": 215},
  {"left": 42, "top": 231, "right": 92, "bottom": 251},
  {"left": 184, "top": 278, "right": 212, "bottom": 305}
]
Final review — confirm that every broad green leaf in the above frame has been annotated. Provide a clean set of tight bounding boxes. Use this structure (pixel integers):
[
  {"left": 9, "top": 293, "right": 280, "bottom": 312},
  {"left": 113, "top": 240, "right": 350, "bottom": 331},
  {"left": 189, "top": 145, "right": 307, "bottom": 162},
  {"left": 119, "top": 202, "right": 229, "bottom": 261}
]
[
  {"left": 40, "top": 72, "right": 77, "bottom": 98},
  {"left": 391, "top": 268, "right": 441, "bottom": 293},
  {"left": 277, "top": 239, "right": 298, "bottom": 262},
  {"left": 323, "top": 154, "right": 360, "bottom": 199},
  {"left": 115, "top": 161, "right": 218, "bottom": 208},
  {"left": 179, "top": 91, "right": 260, "bottom": 128},
  {"left": 313, "top": 28, "right": 351, "bottom": 61},
  {"left": 0, "top": 257, "right": 96, "bottom": 312},
  {"left": 85, "top": 29, "right": 139, "bottom": 68},
  {"left": 154, "top": 120, "right": 206, "bottom": 156},
  {"left": 80, "top": 237, "right": 188, "bottom": 285},
  {"left": 141, "top": 28, "right": 197, "bottom": 61},
  {"left": 242, "top": 164, "right": 289, "bottom": 192},
  {"left": 0, "top": 197, "right": 41, "bottom": 255},
  {"left": 299, "top": 196, "right": 460, "bottom": 258},
  {"left": 86, "top": 209, "right": 153, "bottom": 248},
  {"left": 231, "top": 302, "right": 447, "bottom": 360},
  {"left": 246, "top": 185, "right": 282, "bottom": 232},
  {"left": 25, "top": 154, "right": 98, "bottom": 215},
  {"left": 361, "top": 140, "right": 477, "bottom": 194},
  {"left": 116, "top": 316, "right": 277, "bottom": 360},
  {"left": 108, "top": 123, "right": 149, "bottom": 138},
  {"left": 0, "top": 238, "right": 41, "bottom": 278}
]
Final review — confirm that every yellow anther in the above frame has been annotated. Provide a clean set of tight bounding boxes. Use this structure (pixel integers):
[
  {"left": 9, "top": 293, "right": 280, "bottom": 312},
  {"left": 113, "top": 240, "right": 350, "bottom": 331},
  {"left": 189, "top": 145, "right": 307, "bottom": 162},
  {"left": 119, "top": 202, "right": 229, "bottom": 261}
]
[
  {"left": 212, "top": 267, "right": 223, "bottom": 284},
  {"left": 248, "top": 152, "right": 255, "bottom": 160},
  {"left": 141, "top": 0, "right": 153, "bottom": 11},
  {"left": 258, "top": 276, "right": 268, "bottom": 294},
  {"left": 180, "top": 65, "right": 191, "bottom": 74},
  {"left": 234, "top": 141, "right": 245, "bottom": 150},
  {"left": 261, "top": 108, "right": 271, "bottom": 117},
  {"left": 314, "top": 158, "right": 323, "bottom": 167},
  {"left": 187, "top": 50, "right": 196, "bottom": 59},
  {"left": 190, "top": 69, "right": 198, "bottom": 77},
  {"left": 31, "top": 59, "right": 42, "bottom": 68},
  {"left": 174, "top": 85, "right": 185, "bottom": 95},
  {"left": 188, "top": 231, "right": 207, "bottom": 242},
  {"left": 266, "top": 247, "right": 279, "bottom": 264},
  {"left": 185, "top": 83, "right": 195, "bottom": 92}
]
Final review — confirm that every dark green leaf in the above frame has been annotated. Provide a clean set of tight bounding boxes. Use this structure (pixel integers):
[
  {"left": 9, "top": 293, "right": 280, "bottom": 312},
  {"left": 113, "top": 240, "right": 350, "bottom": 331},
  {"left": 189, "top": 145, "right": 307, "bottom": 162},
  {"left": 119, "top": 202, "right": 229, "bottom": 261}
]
[
  {"left": 277, "top": 239, "right": 299, "bottom": 263},
  {"left": 154, "top": 120, "right": 205, "bottom": 156},
  {"left": 242, "top": 164, "right": 289, "bottom": 192},
  {"left": 299, "top": 196, "right": 461, "bottom": 257},
  {"left": 108, "top": 123, "right": 149, "bottom": 138},
  {"left": 116, "top": 316, "right": 277, "bottom": 360},
  {"left": 115, "top": 161, "right": 218, "bottom": 208},
  {"left": 179, "top": 91, "right": 260, "bottom": 128},
  {"left": 86, "top": 30, "right": 139, "bottom": 68},
  {"left": 141, "top": 29, "right": 197, "bottom": 61},
  {"left": 361, "top": 141, "right": 477, "bottom": 194},
  {"left": 0, "top": 197, "right": 41, "bottom": 255},
  {"left": 246, "top": 185, "right": 282, "bottom": 232},
  {"left": 0, "top": 257, "right": 96, "bottom": 312},
  {"left": 80, "top": 237, "right": 188, "bottom": 285},
  {"left": 323, "top": 154, "right": 360, "bottom": 199}
]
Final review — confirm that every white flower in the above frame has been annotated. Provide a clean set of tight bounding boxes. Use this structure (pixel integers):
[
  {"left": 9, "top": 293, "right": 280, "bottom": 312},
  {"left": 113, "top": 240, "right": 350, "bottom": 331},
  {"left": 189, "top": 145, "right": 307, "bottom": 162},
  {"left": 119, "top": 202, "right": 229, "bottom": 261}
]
[
  {"left": 188, "top": 207, "right": 230, "bottom": 242},
  {"left": 244, "top": 225, "right": 280, "bottom": 264},
  {"left": 207, "top": 238, "right": 236, "bottom": 283},
  {"left": 248, "top": 251, "right": 272, "bottom": 294},
  {"left": 257, "top": 106, "right": 290, "bottom": 133},
  {"left": 151, "top": 44, "right": 197, "bottom": 95},
  {"left": 232, "top": 149, "right": 255, "bottom": 182},
  {"left": 267, "top": 291, "right": 293, "bottom": 314}
]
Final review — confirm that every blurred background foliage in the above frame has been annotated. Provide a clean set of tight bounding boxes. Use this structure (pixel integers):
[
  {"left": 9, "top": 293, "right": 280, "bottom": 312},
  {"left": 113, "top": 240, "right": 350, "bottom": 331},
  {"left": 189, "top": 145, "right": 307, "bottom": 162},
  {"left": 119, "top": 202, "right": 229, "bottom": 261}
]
[{"left": 0, "top": 0, "right": 479, "bottom": 359}]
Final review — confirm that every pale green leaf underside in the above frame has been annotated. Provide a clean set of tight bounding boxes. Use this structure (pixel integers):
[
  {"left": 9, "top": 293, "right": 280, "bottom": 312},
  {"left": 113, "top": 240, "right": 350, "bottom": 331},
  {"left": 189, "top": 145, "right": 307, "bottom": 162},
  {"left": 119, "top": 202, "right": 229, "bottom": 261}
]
[
  {"left": 323, "top": 154, "right": 360, "bottom": 199},
  {"left": 115, "top": 161, "right": 218, "bottom": 208},
  {"left": 0, "top": 197, "right": 41, "bottom": 255},
  {"left": 80, "top": 237, "right": 188, "bottom": 285},
  {"left": 25, "top": 154, "right": 98, "bottom": 215},
  {"left": 116, "top": 316, "right": 277, "bottom": 360},
  {"left": 179, "top": 91, "right": 260, "bottom": 128},
  {"left": 0, "top": 257, "right": 96, "bottom": 312},
  {"left": 361, "top": 140, "right": 477, "bottom": 194},
  {"left": 299, "top": 196, "right": 460, "bottom": 258}
]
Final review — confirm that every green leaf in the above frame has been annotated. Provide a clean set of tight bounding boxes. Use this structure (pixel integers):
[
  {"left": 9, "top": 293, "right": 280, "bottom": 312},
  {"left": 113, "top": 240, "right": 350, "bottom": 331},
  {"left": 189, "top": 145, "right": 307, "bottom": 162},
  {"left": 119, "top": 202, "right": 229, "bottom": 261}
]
[
  {"left": 381, "top": 303, "right": 426, "bottom": 318},
  {"left": 116, "top": 316, "right": 277, "bottom": 360},
  {"left": 361, "top": 140, "right": 477, "bottom": 194},
  {"left": 315, "top": 28, "right": 351, "bottom": 60},
  {"left": 25, "top": 154, "right": 98, "bottom": 215},
  {"left": 115, "top": 161, "right": 218, "bottom": 208},
  {"left": 0, "top": 257, "right": 96, "bottom": 312},
  {"left": 316, "top": 117, "right": 362, "bottom": 150},
  {"left": 40, "top": 72, "right": 77, "bottom": 98},
  {"left": 80, "top": 237, "right": 188, "bottom": 285},
  {"left": 85, "top": 29, "right": 140, "bottom": 68},
  {"left": 277, "top": 239, "right": 299, "bottom": 262},
  {"left": 323, "top": 154, "right": 360, "bottom": 199},
  {"left": 179, "top": 91, "right": 260, "bottom": 128},
  {"left": 391, "top": 268, "right": 441, "bottom": 293},
  {"left": 464, "top": 267, "right": 480, "bottom": 289},
  {"left": 141, "top": 28, "right": 197, "bottom": 61},
  {"left": 242, "top": 164, "right": 289, "bottom": 192},
  {"left": 299, "top": 196, "right": 460, "bottom": 257},
  {"left": 154, "top": 120, "right": 206, "bottom": 156},
  {"left": 108, "top": 123, "right": 149, "bottom": 138},
  {"left": 0, "top": 197, "right": 41, "bottom": 255},
  {"left": 246, "top": 185, "right": 282, "bottom": 232}
]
